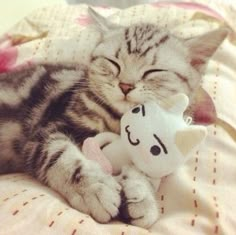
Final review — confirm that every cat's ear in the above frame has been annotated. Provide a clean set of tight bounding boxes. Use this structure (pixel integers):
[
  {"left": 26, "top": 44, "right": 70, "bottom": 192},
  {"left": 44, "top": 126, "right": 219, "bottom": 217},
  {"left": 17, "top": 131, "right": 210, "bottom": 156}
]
[
  {"left": 88, "top": 7, "right": 119, "bottom": 33},
  {"left": 187, "top": 87, "right": 217, "bottom": 125},
  {"left": 175, "top": 126, "right": 207, "bottom": 156},
  {"left": 185, "top": 28, "right": 228, "bottom": 73}
]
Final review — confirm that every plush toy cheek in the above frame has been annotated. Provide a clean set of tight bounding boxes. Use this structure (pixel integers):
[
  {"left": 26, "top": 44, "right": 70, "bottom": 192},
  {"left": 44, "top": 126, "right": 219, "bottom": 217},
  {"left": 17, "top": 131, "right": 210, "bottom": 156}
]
[{"left": 82, "top": 137, "right": 113, "bottom": 175}]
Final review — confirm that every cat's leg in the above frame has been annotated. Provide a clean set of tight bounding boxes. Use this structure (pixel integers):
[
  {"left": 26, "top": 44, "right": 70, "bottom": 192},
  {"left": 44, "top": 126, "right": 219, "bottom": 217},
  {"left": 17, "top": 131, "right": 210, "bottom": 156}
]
[
  {"left": 23, "top": 129, "right": 121, "bottom": 223},
  {"left": 118, "top": 165, "right": 159, "bottom": 228}
]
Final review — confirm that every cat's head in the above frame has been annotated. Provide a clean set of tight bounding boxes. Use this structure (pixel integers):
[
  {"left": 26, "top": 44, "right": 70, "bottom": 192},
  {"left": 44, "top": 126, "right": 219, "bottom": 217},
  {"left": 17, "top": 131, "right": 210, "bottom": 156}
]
[{"left": 88, "top": 8, "right": 228, "bottom": 123}]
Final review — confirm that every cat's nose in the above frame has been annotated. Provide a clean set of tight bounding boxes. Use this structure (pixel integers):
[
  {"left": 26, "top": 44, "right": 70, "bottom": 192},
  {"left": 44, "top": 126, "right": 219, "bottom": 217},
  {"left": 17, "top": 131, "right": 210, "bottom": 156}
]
[{"left": 119, "top": 82, "right": 135, "bottom": 95}]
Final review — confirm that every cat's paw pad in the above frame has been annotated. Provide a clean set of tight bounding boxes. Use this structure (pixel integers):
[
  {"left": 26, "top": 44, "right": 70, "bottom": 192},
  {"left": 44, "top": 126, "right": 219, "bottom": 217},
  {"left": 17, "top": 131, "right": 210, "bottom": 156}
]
[
  {"left": 119, "top": 179, "right": 159, "bottom": 228},
  {"left": 68, "top": 162, "right": 121, "bottom": 223}
]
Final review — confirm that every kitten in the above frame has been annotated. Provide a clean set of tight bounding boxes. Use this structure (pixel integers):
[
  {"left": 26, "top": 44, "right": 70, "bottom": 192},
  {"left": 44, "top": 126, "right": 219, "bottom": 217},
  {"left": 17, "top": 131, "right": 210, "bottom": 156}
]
[{"left": 0, "top": 8, "right": 227, "bottom": 228}]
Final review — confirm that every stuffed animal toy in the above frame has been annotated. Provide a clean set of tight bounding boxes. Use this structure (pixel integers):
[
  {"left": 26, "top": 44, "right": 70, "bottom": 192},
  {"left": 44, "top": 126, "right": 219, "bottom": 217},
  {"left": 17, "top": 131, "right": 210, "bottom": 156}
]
[{"left": 82, "top": 93, "right": 207, "bottom": 190}]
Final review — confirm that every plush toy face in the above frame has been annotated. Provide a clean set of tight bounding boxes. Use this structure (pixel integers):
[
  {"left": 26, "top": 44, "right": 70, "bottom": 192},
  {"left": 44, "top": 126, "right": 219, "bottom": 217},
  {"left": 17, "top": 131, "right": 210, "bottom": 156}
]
[{"left": 120, "top": 94, "right": 207, "bottom": 178}]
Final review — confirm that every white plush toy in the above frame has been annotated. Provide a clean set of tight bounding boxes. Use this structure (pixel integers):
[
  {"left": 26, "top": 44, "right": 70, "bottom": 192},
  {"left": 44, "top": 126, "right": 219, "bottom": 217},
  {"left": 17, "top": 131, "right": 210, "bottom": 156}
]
[{"left": 82, "top": 93, "right": 207, "bottom": 190}]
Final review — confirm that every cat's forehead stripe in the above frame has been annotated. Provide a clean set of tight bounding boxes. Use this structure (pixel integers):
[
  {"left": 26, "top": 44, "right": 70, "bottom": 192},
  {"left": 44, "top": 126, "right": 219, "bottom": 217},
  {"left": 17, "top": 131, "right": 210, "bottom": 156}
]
[
  {"left": 115, "top": 48, "right": 121, "bottom": 58},
  {"left": 140, "top": 35, "right": 169, "bottom": 57},
  {"left": 125, "top": 24, "right": 169, "bottom": 57}
]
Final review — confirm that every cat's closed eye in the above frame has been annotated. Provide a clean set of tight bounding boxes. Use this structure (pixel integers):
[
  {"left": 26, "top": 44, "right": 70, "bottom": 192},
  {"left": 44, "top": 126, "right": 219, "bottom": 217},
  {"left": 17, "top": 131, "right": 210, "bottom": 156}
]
[
  {"left": 142, "top": 69, "right": 168, "bottom": 79},
  {"left": 91, "top": 56, "right": 120, "bottom": 77},
  {"left": 104, "top": 58, "right": 121, "bottom": 77}
]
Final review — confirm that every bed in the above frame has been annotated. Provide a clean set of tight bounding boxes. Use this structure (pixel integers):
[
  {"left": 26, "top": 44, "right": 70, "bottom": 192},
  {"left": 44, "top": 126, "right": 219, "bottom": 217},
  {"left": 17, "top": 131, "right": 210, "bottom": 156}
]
[{"left": 0, "top": 1, "right": 236, "bottom": 234}]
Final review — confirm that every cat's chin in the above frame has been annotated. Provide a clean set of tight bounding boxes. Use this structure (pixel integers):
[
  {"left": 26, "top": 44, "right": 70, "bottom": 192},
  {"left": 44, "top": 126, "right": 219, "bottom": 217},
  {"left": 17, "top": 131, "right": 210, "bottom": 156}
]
[{"left": 114, "top": 100, "right": 138, "bottom": 114}]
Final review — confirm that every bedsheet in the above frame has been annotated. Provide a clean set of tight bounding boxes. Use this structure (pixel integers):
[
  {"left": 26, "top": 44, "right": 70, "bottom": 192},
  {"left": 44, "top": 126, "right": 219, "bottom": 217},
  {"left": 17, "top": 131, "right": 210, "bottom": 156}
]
[{"left": 0, "top": 1, "right": 236, "bottom": 234}]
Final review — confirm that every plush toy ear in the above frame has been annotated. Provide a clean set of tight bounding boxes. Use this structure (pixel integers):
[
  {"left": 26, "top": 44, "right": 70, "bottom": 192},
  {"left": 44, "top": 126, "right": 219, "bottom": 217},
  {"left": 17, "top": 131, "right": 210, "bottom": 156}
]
[
  {"left": 187, "top": 87, "right": 217, "bottom": 125},
  {"left": 165, "top": 93, "right": 189, "bottom": 115},
  {"left": 88, "top": 7, "right": 120, "bottom": 33},
  {"left": 185, "top": 28, "right": 228, "bottom": 73},
  {"left": 175, "top": 126, "right": 207, "bottom": 156}
]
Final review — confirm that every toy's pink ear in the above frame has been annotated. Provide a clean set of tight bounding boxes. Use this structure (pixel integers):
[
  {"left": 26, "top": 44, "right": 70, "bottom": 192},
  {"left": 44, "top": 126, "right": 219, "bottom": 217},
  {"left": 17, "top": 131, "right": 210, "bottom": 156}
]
[
  {"left": 187, "top": 87, "right": 217, "bottom": 125},
  {"left": 82, "top": 137, "right": 113, "bottom": 174}
]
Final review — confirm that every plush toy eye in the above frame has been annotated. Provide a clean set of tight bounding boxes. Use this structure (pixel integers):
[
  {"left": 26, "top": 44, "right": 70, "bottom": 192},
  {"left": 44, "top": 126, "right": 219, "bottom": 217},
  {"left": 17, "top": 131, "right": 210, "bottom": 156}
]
[
  {"left": 150, "top": 145, "right": 161, "bottom": 156},
  {"left": 153, "top": 134, "right": 168, "bottom": 154},
  {"left": 132, "top": 107, "right": 140, "bottom": 113},
  {"left": 132, "top": 105, "right": 145, "bottom": 116}
]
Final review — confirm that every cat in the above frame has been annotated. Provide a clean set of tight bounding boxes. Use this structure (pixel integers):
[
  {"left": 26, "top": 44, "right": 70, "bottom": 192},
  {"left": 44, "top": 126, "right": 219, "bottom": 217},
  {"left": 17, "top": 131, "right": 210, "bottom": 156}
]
[{"left": 0, "top": 8, "right": 228, "bottom": 228}]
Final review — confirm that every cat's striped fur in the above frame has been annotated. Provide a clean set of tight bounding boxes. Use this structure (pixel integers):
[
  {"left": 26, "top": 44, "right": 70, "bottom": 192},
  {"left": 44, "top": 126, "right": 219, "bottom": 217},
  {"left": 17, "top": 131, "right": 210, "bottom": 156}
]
[{"left": 0, "top": 8, "right": 228, "bottom": 228}]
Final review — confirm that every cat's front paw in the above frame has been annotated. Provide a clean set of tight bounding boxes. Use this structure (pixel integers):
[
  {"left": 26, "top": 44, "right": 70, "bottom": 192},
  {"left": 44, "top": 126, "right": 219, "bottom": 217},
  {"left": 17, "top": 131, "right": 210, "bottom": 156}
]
[
  {"left": 67, "top": 161, "right": 121, "bottom": 223},
  {"left": 119, "top": 168, "right": 159, "bottom": 228}
]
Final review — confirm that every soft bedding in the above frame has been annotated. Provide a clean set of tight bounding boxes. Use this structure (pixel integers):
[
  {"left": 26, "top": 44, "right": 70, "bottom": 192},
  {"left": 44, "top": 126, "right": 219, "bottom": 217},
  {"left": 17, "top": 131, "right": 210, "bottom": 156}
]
[{"left": 0, "top": 1, "right": 236, "bottom": 234}]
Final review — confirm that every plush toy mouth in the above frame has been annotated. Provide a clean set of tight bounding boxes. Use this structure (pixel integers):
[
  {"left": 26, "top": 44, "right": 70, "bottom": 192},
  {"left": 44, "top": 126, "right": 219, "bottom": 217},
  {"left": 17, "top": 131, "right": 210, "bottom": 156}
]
[{"left": 125, "top": 125, "right": 140, "bottom": 146}]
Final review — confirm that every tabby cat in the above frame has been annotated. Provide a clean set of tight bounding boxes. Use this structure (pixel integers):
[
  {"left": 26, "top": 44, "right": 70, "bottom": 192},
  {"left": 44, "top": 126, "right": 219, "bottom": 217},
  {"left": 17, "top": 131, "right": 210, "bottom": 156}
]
[{"left": 0, "top": 8, "right": 227, "bottom": 228}]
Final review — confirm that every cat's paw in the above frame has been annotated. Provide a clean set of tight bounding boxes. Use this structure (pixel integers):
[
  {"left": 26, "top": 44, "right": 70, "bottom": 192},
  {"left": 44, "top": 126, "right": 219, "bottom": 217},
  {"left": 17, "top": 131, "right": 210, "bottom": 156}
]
[
  {"left": 66, "top": 161, "right": 121, "bottom": 223},
  {"left": 118, "top": 168, "right": 159, "bottom": 228}
]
